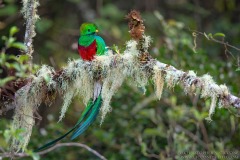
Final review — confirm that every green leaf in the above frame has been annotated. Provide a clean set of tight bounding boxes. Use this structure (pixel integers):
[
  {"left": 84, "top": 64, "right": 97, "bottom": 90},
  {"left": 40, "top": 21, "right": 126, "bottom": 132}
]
[
  {"left": 26, "top": 149, "right": 40, "bottom": 160},
  {"left": 140, "top": 142, "right": 148, "bottom": 156},
  {"left": 3, "top": 129, "right": 11, "bottom": 142},
  {"left": 213, "top": 32, "right": 225, "bottom": 38},
  {"left": 170, "top": 96, "right": 177, "bottom": 105},
  {"left": 8, "top": 55, "right": 18, "bottom": 61},
  {"left": 236, "top": 67, "right": 240, "bottom": 72},
  {"left": 207, "top": 33, "right": 213, "bottom": 39},
  {"left": 2, "top": 36, "right": 8, "bottom": 41},
  {"left": 0, "top": 53, "right": 6, "bottom": 64},
  {"left": 11, "top": 42, "right": 27, "bottom": 51},
  {"left": 7, "top": 37, "right": 16, "bottom": 46},
  {"left": 18, "top": 55, "right": 30, "bottom": 64},
  {"left": 0, "top": 76, "right": 15, "bottom": 87},
  {"left": 10, "top": 63, "right": 21, "bottom": 71},
  {"left": 31, "top": 153, "right": 40, "bottom": 160},
  {"left": 10, "top": 26, "right": 19, "bottom": 37},
  {"left": 144, "top": 128, "right": 161, "bottom": 136},
  {"left": 4, "top": 62, "right": 12, "bottom": 69}
]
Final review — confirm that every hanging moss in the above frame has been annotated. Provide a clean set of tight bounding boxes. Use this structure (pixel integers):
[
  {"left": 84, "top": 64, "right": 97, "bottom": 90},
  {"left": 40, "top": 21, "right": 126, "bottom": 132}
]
[
  {"left": 10, "top": 65, "right": 54, "bottom": 152},
  {"left": 153, "top": 66, "right": 165, "bottom": 100},
  {"left": 8, "top": 33, "right": 235, "bottom": 152}
]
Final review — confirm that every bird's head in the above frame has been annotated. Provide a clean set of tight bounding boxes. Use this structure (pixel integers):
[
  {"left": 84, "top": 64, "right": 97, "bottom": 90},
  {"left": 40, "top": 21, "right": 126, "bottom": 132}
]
[{"left": 80, "top": 23, "right": 99, "bottom": 36}]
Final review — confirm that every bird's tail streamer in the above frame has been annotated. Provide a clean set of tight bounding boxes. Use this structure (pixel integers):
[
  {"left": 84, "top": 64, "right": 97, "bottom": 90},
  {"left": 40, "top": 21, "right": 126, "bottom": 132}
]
[{"left": 35, "top": 95, "right": 102, "bottom": 152}]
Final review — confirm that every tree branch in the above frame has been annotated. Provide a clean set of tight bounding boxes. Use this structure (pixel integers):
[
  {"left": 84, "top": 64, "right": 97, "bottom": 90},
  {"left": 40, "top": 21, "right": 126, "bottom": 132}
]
[
  {"left": 190, "top": 29, "right": 240, "bottom": 55},
  {"left": 155, "top": 60, "right": 240, "bottom": 109},
  {"left": 22, "top": 0, "right": 39, "bottom": 64},
  {"left": 0, "top": 143, "right": 107, "bottom": 160},
  {"left": 0, "top": 9, "right": 239, "bottom": 153}
]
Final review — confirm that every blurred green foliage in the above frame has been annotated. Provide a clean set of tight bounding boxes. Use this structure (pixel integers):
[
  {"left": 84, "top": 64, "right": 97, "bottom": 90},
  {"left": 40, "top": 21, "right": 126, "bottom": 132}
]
[
  {"left": 0, "top": 0, "right": 240, "bottom": 159},
  {"left": 0, "top": 26, "right": 38, "bottom": 87}
]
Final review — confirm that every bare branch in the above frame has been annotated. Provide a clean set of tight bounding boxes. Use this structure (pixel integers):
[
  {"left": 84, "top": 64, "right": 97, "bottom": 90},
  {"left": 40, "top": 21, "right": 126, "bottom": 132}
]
[{"left": 0, "top": 143, "right": 107, "bottom": 160}]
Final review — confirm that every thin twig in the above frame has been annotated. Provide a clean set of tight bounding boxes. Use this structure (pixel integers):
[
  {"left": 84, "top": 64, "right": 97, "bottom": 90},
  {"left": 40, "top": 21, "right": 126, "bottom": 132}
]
[
  {"left": 0, "top": 143, "right": 107, "bottom": 160},
  {"left": 0, "top": 147, "right": 6, "bottom": 153},
  {"left": 199, "top": 120, "right": 210, "bottom": 145},
  {"left": 131, "top": 93, "right": 157, "bottom": 114},
  {"left": 176, "top": 124, "right": 209, "bottom": 150},
  {"left": 189, "top": 28, "right": 240, "bottom": 53}
]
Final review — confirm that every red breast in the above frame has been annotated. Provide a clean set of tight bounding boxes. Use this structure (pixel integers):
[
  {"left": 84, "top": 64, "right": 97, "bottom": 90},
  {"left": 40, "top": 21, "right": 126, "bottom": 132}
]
[{"left": 78, "top": 40, "right": 97, "bottom": 61}]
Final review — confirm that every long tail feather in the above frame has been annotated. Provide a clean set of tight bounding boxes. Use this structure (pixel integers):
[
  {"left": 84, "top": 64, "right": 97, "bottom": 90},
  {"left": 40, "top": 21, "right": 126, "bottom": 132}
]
[
  {"left": 34, "top": 126, "right": 76, "bottom": 152},
  {"left": 35, "top": 100, "right": 94, "bottom": 152},
  {"left": 71, "top": 95, "right": 102, "bottom": 140},
  {"left": 76, "top": 100, "right": 94, "bottom": 123}
]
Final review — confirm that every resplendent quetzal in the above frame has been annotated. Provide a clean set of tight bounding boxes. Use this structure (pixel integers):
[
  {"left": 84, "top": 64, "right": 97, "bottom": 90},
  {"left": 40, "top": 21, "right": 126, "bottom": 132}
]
[{"left": 36, "top": 23, "right": 107, "bottom": 152}]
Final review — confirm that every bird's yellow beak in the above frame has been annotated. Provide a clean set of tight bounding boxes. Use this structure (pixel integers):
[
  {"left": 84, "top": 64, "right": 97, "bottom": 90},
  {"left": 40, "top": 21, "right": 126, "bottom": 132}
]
[{"left": 95, "top": 30, "right": 99, "bottom": 33}]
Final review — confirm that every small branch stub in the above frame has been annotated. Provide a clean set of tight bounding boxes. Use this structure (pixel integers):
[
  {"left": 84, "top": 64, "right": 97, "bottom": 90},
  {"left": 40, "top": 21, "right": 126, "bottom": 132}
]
[{"left": 125, "top": 10, "right": 145, "bottom": 40}]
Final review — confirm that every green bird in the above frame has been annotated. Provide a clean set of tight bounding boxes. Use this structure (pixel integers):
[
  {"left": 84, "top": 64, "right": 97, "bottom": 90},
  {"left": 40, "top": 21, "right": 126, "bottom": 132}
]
[
  {"left": 35, "top": 23, "right": 107, "bottom": 152},
  {"left": 78, "top": 23, "right": 106, "bottom": 60}
]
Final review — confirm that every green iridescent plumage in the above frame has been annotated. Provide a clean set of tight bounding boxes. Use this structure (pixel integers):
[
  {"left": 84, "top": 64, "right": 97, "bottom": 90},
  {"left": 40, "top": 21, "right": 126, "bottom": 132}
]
[{"left": 78, "top": 23, "right": 106, "bottom": 59}]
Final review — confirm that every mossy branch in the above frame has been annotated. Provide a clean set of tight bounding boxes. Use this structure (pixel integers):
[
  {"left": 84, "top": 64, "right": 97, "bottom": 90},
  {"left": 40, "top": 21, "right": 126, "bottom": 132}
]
[
  {"left": 0, "top": 9, "right": 239, "bottom": 153},
  {"left": 5, "top": 35, "right": 240, "bottom": 152},
  {"left": 22, "top": 0, "right": 39, "bottom": 63}
]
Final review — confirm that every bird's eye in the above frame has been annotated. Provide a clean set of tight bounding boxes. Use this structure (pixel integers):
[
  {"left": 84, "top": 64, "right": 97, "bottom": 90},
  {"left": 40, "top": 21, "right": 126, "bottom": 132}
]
[{"left": 87, "top": 29, "right": 90, "bottom": 32}]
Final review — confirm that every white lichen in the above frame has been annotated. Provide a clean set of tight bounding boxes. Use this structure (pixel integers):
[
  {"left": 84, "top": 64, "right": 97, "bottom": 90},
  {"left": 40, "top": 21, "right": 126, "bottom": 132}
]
[
  {"left": 182, "top": 70, "right": 197, "bottom": 94},
  {"left": 200, "top": 74, "right": 215, "bottom": 98},
  {"left": 142, "top": 35, "right": 152, "bottom": 51},
  {"left": 200, "top": 74, "right": 223, "bottom": 121},
  {"left": 124, "top": 40, "right": 139, "bottom": 57},
  {"left": 58, "top": 60, "right": 94, "bottom": 121},
  {"left": 10, "top": 65, "right": 54, "bottom": 152},
  {"left": 10, "top": 85, "right": 34, "bottom": 152},
  {"left": 22, "top": 0, "right": 40, "bottom": 57},
  {"left": 101, "top": 68, "right": 126, "bottom": 124},
  {"left": 59, "top": 86, "right": 75, "bottom": 121},
  {"left": 22, "top": 0, "right": 39, "bottom": 25},
  {"left": 9, "top": 29, "right": 235, "bottom": 153},
  {"left": 153, "top": 66, "right": 165, "bottom": 100},
  {"left": 218, "top": 84, "right": 230, "bottom": 108},
  {"left": 165, "top": 70, "right": 181, "bottom": 88}
]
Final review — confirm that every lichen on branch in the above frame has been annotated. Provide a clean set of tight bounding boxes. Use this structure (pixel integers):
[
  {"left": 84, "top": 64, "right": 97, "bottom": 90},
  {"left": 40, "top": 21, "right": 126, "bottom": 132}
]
[
  {"left": 8, "top": 37, "right": 153, "bottom": 151},
  {"left": 1, "top": 9, "right": 239, "bottom": 153},
  {"left": 22, "top": 0, "right": 39, "bottom": 62},
  {"left": 7, "top": 33, "right": 240, "bottom": 152}
]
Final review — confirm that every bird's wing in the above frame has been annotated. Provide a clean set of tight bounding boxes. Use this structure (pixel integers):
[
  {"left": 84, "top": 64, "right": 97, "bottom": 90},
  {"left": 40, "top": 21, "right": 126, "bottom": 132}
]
[{"left": 95, "top": 36, "right": 107, "bottom": 56}]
